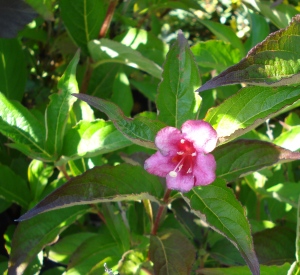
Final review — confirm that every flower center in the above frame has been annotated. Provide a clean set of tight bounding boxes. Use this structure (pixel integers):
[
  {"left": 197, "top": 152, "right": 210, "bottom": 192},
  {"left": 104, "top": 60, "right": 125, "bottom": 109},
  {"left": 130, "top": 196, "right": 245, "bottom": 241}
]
[{"left": 169, "top": 139, "right": 197, "bottom": 178}]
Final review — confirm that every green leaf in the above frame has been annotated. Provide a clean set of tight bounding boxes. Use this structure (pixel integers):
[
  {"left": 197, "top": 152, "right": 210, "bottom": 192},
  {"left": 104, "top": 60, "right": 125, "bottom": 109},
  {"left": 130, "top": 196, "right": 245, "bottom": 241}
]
[
  {"left": 198, "top": 15, "right": 300, "bottom": 92},
  {"left": 149, "top": 229, "right": 196, "bottom": 275},
  {"left": 198, "top": 19, "right": 245, "bottom": 56},
  {"left": 255, "top": 2, "right": 298, "bottom": 29},
  {"left": 111, "top": 70, "right": 133, "bottom": 116},
  {"left": 191, "top": 40, "right": 242, "bottom": 71},
  {"left": 183, "top": 179, "right": 260, "bottom": 275},
  {"left": 0, "top": 39, "right": 27, "bottom": 101},
  {"left": 205, "top": 85, "right": 300, "bottom": 143},
  {"left": 244, "top": 9, "right": 269, "bottom": 53},
  {"left": 66, "top": 231, "right": 122, "bottom": 275},
  {"left": 0, "top": 93, "right": 49, "bottom": 159},
  {"left": 60, "top": 0, "right": 106, "bottom": 54},
  {"left": 0, "top": 164, "right": 31, "bottom": 208},
  {"left": 47, "top": 232, "right": 96, "bottom": 265},
  {"left": 253, "top": 226, "right": 295, "bottom": 265},
  {"left": 87, "top": 63, "right": 121, "bottom": 98},
  {"left": 88, "top": 39, "right": 162, "bottom": 79},
  {"left": 267, "top": 182, "right": 300, "bottom": 208},
  {"left": 273, "top": 126, "right": 300, "bottom": 151},
  {"left": 28, "top": 160, "right": 53, "bottom": 202},
  {"left": 59, "top": 119, "right": 132, "bottom": 164},
  {"left": 72, "top": 93, "right": 166, "bottom": 149},
  {"left": 18, "top": 164, "right": 164, "bottom": 221},
  {"left": 102, "top": 203, "right": 131, "bottom": 252},
  {"left": 214, "top": 140, "right": 300, "bottom": 182},
  {"left": 156, "top": 30, "right": 201, "bottom": 127},
  {"left": 45, "top": 51, "right": 79, "bottom": 158},
  {"left": 26, "top": 0, "right": 54, "bottom": 20},
  {"left": 117, "top": 27, "right": 169, "bottom": 66},
  {"left": 8, "top": 206, "right": 89, "bottom": 275},
  {"left": 199, "top": 263, "right": 290, "bottom": 275}
]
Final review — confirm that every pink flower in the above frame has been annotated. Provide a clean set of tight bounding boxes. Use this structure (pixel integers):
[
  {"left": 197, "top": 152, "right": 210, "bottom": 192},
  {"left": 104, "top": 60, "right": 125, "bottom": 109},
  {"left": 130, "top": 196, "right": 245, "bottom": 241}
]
[{"left": 144, "top": 120, "right": 217, "bottom": 192}]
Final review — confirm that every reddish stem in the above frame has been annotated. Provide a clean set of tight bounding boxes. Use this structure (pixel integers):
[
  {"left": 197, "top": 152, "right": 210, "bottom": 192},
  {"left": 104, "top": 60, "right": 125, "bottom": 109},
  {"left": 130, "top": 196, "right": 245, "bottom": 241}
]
[
  {"left": 99, "top": 0, "right": 118, "bottom": 38},
  {"left": 151, "top": 189, "right": 171, "bottom": 235}
]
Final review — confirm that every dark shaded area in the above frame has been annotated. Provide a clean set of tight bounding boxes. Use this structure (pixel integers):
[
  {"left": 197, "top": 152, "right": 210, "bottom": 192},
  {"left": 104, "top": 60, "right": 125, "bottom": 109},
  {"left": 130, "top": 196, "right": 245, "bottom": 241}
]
[{"left": 0, "top": 0, "right": 37, "bottom": 38}]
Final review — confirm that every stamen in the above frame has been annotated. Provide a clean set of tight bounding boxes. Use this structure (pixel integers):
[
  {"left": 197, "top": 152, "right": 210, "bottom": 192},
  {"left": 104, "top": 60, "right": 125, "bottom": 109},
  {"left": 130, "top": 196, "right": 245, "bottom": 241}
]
[
  {"left": 177, "top": 151, "right": 184, "bottom": 155},
  {"left": 169, "top": 171, "right": 177, "bottom": 177},
  {"left": 191, "top": 152, "right": 197, "bottom": 157},
  {"left": 180, "top": 139, "right": 185, "bottom": 144},
  {"left": 187, "top": 168, "right": 192, "bottom": 173}
]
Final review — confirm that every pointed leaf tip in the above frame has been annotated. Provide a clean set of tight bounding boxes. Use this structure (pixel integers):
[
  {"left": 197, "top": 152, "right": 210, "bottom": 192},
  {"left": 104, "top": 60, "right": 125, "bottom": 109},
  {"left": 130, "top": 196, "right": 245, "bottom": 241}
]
[{"left": 197, "top": 14, "right": 300, "bottom": 92}]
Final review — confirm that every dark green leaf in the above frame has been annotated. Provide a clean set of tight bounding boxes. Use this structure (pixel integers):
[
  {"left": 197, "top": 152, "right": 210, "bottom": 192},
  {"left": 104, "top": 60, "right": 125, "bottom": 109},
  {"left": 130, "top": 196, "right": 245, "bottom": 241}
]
[
  {"left": 72, "top": 93, "right": 166, "bottom": 149},
  {"left": 198, "top": 19, "right": 245, "bottom": 56},
  {"left": 149, "top": 229, "right": 196, "bottom": 275},
  {"left": 156, "top": 30, "right": 201, "bottom": 127},
  {"left": 18, "top": 164, "right": 164, "bottom": 221},
  {"left": 0, "top": 164, "right": 31, "bottom": 208},
  {"left": 8, "top": 206, "right": 88, "bottom": 275},
  {"left": 26, "top": 0, "right": 53, "bottom": 20},
  {"left": 214, "top": 140, "right": 300, "bottom": 182},
  {"left": 198, "top": 15, "right": 300, "bottom": 92},
  {"left": 111, "top": 70, "right": 133, "bottom": 116},
  {"left": 205, "top": 85, "right": 300, "bottom": 143},
  {"left": 45, "top": 51, "right": 79, "bottom": 158},
  {"left": 253, "top": 226, "right": 295, "bottom": 265},
  {"left": 0, "top": 39, "right": 27, "bottom": 100},
  {"left": 183, "top": 178, "right": 260, "bottom": 275},
  {"left": 191, "top": 40, "right": 242, "bottom": 71},
  {"left": 66, "top": 231, "right": 122, "bottom": 275},
  {"left": 102, "top": 203, "right": 131, "bottom": 252},
  {"left": 60, "top": 0, "right": 106, "bottom": 54}
]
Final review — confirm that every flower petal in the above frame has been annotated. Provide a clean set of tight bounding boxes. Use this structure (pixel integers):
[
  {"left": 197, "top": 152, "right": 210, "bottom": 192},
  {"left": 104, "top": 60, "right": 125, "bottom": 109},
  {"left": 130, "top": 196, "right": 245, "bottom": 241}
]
[
  {"left": 144, "top": 152, "right": 174, "bottom": 177},
  {"left": 155, "top": 126, "right": 182, "bottom": 156},
  {"left": 193, "top": 153, "right": 216, "bottom": 186},
  {"left": 181, "top": 120, "right": 217, "bottom": 153},
  {"left": 166, "top": 173, "right": 195, "bottom": 192}
]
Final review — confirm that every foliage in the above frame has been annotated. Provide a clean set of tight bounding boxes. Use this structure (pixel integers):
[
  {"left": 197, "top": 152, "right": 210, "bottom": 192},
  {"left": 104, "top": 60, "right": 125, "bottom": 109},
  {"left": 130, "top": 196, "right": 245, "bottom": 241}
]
[{"left": 1, "top": 1, "right": 300, "bottom": 275}]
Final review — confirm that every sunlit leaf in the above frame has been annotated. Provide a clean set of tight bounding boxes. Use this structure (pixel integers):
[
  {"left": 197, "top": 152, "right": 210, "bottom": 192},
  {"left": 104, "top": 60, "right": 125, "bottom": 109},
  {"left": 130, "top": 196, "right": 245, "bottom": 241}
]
[
  {"left": 89, "top": 39, "right": 162, "bottom": 79},
  {"left": 8, "top": 206, "right": 88, "bottom": 275},
  {"left": 214, "top": 140, "right": 300, "bottom": 182},
  {"left": 205, "top": 85, "right": 300, "bottom": 143},
  {"left": 198, "top": 15, "right": 300, "bottom": 92},
  {"left": 72, "top": 93, "right": 166, "bottom": 149}
]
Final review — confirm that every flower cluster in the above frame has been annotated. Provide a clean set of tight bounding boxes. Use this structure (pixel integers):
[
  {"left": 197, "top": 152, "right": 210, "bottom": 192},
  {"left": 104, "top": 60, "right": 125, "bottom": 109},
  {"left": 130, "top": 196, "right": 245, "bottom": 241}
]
[{"left": 144, "top": 120, "right": 217, "bottom": 192}]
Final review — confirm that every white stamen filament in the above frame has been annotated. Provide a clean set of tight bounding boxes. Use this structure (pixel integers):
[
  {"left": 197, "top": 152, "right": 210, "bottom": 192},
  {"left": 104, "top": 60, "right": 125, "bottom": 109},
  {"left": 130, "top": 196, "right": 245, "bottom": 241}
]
[
  {"left": 177, "top": 151, "right": 184, "bottom": 155},
  {"left": 191, "top": 152, "right": 197, "bottom": 157},
  {"left": 169, "top": 157, "right": 185, "bottom": 178},
  {"left": 180, "top": 139, "right": 185, "bottom": 144}
]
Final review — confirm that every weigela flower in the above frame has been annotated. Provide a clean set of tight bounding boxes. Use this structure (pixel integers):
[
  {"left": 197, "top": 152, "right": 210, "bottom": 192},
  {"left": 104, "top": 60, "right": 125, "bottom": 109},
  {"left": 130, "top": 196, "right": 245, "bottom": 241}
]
[{"left": 144, "top": 120, "right": 217, "bottom": 192}]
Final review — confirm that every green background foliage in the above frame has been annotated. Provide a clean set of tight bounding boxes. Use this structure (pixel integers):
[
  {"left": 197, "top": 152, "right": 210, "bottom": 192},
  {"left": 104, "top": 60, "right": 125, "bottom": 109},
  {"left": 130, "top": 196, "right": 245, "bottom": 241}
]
[{"left": 1, "top": 1, "right": 300, "bottom": 275}]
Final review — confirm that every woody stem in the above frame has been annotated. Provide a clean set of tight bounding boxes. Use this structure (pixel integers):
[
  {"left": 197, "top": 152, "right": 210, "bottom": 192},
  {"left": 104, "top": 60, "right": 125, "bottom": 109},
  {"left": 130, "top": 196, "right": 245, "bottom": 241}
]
[{"left": 151, "top": 188, "right": 172, "bottom": 235}]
